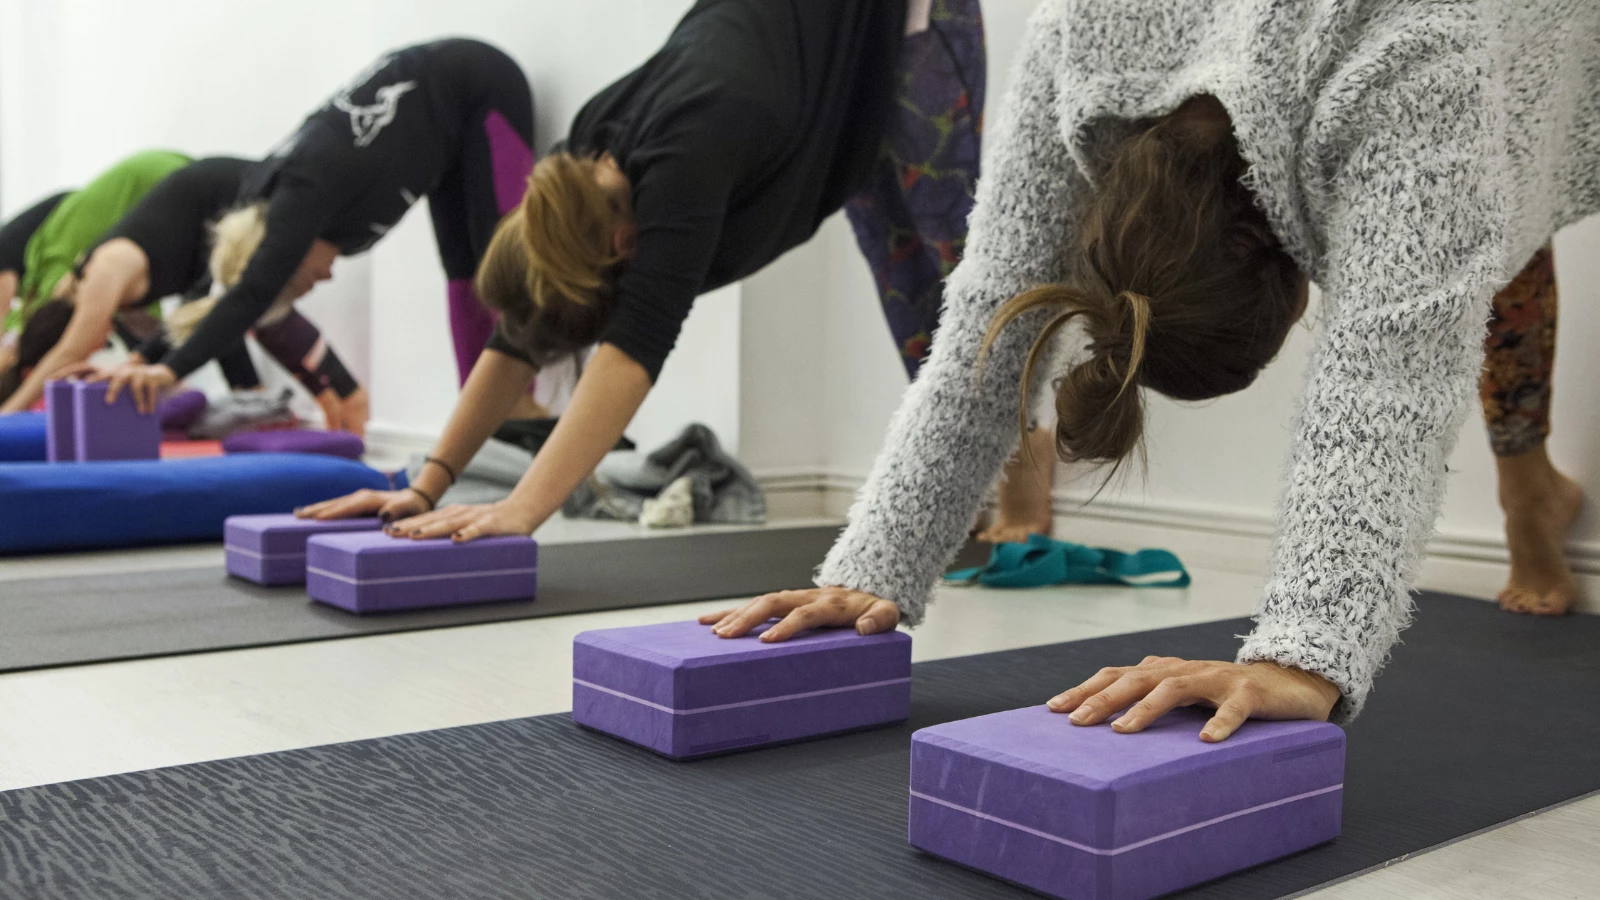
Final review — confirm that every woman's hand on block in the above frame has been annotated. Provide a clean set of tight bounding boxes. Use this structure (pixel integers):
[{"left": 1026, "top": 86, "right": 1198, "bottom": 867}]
[
  {"left": 1047, "top": 657, "right": 1342, "bottom": 742},
  {"left": 91, "top": 362, "right": 176, "bottom": 414},
  {"left": 297, "top": 488, "right": 429, "bottom": 523},
  {"left": 699, "top": 587, "right": 901, "bottom": 642},
  {"left": 384, "top": 500, "right": 538, "bottom": 542}
]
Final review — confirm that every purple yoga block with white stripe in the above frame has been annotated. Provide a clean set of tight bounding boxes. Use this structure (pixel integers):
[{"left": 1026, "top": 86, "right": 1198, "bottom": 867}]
[
  {"left": 572, "top": 620, "right": 912, "bottom": 759},
  {"left": 305, "top": 531, "right": 537, "bottom": 613},
  {"left": 908, "top": 706, "right": 1344, "bottom": 900},
  {"left": 71, "top": 381, "right": 160, "bottom": 461},
  {"left": 45, "top": 380, "right": 76, "bottom": 462},
  {"left": 224, "top": 514, "right": 382, "bottom": 585}
]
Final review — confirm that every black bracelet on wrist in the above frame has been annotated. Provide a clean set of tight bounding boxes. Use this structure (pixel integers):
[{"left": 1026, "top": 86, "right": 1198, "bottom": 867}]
[
  {"left": 406, "top": 485, "right": 438, "bottom": 511},
  {"left": 423, "top": 456, "right": 458, "bottom": 485}
]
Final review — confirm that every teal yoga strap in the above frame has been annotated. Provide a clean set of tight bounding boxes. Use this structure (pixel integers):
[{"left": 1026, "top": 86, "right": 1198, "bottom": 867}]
[{"left": 945, "top": 534, "right": 1191, "bottom": 589}]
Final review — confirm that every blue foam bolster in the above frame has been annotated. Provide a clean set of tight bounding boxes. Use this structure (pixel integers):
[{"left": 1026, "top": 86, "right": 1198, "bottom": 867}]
[
  {"left": 0, "top": 452, "right": 390, "bottom": 554},
  {"left": 0, "top": 412, "right": 49, "bottom": 462}
]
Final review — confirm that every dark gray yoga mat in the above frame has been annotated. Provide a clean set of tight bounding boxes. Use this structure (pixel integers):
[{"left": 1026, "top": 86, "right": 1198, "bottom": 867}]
[
  {"left": 0, "top": 524, "right": 870, "bottom": 673},
  {"left": 4, "top": 593, "right": 1596, "bottom": 900}
]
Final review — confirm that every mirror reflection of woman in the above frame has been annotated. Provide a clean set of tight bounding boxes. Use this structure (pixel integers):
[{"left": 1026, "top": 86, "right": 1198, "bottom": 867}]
[
  {"left": 303, "top": 0, "right": 1001, "bottom": 537},
  {"left": 0, "top": 156, "right": 365, "bottom": 429},
  {"left": 99, "top": 38, "right": 537, "bottom": 426}
]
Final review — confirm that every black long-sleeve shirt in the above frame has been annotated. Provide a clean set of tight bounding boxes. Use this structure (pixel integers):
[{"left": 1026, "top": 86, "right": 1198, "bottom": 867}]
[
  {"left": 488, "top": 0, "right": 905, "bottom": 381},
  {"left": 0, "top": 192, "right": 68, "bottom": 281},
  {"left": 163, "top": 38, "right": 519, "bottom": 379},
  {"left": 93, "top": 157, "right": 358, "bottom": 397},
  {"left": 95, "top": 156, "right": 252, "bottom": 306}
]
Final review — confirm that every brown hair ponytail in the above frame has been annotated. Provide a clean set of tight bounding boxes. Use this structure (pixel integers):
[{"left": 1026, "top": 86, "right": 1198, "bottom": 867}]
[{"left": 985, "top": 95, "right": 1304, "bottom": 472}]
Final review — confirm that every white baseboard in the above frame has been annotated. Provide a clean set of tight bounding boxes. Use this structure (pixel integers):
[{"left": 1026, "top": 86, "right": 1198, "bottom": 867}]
[
  {"left": 361, "top": 421, "right": 439, "bottom": 471},
  {"left": 755, "top": 470, "right": 1599, "bottom": 614}
]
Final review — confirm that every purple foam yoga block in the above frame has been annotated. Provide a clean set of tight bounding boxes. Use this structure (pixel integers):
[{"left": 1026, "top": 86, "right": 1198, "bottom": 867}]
[
  {"left": 72, "top": 381, "right": 160, "bottom": 462},
  {"left": 223, "top": 428, "right": 365, "bottom": 459},
  {"left": 572, "top": 620, "right": 912, "bottom": 759},
  {"left": 45, "top": 380, "right": 77, "bottom": 462},
  {"left": 908, "top": 706, "right": 1344, "bottom": 900},
  {"left": 224, "top": 513, "right": 382, "bottom": 585},
  {"left": 305, "top": 531, "right": 537, "bottom": 614}
]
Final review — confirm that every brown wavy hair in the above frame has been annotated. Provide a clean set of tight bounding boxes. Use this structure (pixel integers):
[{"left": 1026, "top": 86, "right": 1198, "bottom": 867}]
[
  {"left": 477, "top": 152, "right": 631, "bottom": 367},
  {"left": 985, "top": 96, "right": 1303, "bottom": 475}
]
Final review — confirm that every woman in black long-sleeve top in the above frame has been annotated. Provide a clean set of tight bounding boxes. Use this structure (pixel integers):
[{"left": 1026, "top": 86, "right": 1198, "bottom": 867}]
[{"left": 104, "top": 37, "right": 536, "bottom": 409}]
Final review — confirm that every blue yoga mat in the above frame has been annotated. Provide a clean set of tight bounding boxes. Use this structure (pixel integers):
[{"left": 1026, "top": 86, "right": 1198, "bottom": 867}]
[{"left": 0, "top": 453, "right": 390, "bottom": 554}]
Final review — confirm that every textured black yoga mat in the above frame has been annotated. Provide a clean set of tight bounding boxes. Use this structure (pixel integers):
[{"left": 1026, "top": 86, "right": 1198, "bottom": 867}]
[
  {"left": 4, "top": 593, "right": 1596, "bottom": 899},
  {"left": 0, "top": 524, "right": 868, "bottom": 673}
]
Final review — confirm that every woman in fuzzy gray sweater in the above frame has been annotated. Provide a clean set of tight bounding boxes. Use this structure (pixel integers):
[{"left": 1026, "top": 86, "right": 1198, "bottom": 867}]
[{"left": 705, "top": 0, "right": 1600, "bottom": 740}]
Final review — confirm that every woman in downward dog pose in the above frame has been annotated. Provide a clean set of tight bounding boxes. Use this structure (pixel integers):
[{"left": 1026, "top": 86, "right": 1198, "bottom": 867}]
[
  {"left": 705, "top": 0, "right": 1600, "bottom": 739},
  {"left": 0, "top": 157, "right": 367, "bottom": 430},
  {"left": 0, "top": 150, "right": 190, "bottom": 406},
  {"left": 302, "top": 0, "right": 997, "bottom": 532},
  {"left": 99, "top": 38, "right": 536, "bottom": 410}
]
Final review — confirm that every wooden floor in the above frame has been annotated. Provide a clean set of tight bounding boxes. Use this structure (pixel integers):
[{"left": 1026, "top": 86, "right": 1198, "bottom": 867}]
[{"left": 0, "top": 517, "right": 1594, "bottom": 899}]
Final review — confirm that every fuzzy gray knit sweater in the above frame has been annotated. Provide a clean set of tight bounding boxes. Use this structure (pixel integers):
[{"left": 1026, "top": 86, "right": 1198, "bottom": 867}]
[{"left": 817, "top": 0, "right": 1600, "bottom": 721}]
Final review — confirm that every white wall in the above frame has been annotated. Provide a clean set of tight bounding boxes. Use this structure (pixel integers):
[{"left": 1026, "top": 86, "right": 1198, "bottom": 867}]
[
  {"left": 0, "top": 0, "right": 737, "bottom": 447},
  {"left": 7, "top": 0, "right": 1600, "bottom": 579}
]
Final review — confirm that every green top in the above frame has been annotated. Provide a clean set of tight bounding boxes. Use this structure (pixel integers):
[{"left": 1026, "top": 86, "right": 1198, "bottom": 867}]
[{"left": 10, "top": 149, "right": 191, "bottom": 332}]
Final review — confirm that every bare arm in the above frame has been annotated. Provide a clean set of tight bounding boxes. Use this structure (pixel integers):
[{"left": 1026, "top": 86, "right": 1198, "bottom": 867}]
[
  {"left": 0, "top": 270, "right": 17, "bottom": 375},
  {"left": 298, "top": 347, "right": 536, "bottom": 520},
  {"left": 391, "top": 343, "right": 652, "bottom": 541},
  {"left": 0, "top": 239, "right": 147, "bottom": 414}
]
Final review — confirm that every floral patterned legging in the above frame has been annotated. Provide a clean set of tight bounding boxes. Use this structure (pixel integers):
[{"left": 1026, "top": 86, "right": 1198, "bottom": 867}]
[
  {"left": 845, "top": 0, "right": 985, "bottom": 380},
  {"left": 1481, "top": 244, "right": 1558, "bottom": 457}
]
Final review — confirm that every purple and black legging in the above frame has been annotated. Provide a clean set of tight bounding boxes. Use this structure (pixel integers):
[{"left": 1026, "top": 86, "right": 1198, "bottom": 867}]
[
  {"left": 845, "top": 0, "right": 986, "bottom": 379},
  {"left": 436, "top": 104, "right": 536, "bottom": 387}
]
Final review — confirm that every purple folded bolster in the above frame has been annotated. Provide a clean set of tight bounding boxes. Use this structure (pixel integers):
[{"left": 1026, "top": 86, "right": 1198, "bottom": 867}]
[
  {"left": 223, "top": 429, "right": 365, "bottom": 459},
  {"left": 908, "top": 705, "right": 1345, "bottom": 900},
  {"left": 572, "top": 620, "right": 912, "bottom": 759}
]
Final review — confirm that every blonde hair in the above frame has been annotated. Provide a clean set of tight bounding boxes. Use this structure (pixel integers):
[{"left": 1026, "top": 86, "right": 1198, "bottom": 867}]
[
  {"left": 476, "top": 152, "right": 630, "bottom": 366},
  {"left": 166, "top": 201, "right": 296, "bottom": 343},
  {"left": 522, "top": 153, "right": 630, "bottom": 309}
]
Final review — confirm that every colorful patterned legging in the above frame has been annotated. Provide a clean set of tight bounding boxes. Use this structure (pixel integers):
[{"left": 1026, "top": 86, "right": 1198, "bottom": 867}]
[
  {"left": 1481, "top": 244, "right": 1558, "bottom": 457},
  {"left": 845, "top": 0, "right": 985, "bottom": 380}
]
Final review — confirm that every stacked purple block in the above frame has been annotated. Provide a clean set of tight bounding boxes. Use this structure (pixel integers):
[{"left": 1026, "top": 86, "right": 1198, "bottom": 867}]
[
  {"left": 44, "top": 380, "right": 77, "bottom": 462},
  {"left": 69, "top": 381, "right": 160, "bottom": 462},
  {"left": 224, "top": 513, "right": 382, "bottom": 585},
  {"left": 572, "top": 620, "right": 912, "bottom": 759},
  {"left": 305, "top": 531, "right": 537, "bottom": 613},
  {"left": 908, "top": 706, "right": 1345, "bottom": 900}
]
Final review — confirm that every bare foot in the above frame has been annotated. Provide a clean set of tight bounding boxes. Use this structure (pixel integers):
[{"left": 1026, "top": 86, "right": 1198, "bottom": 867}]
[
  {"left": 1497, "top": 457, "right": 1583, "bottom": 616},
  {"left": 979, "top": 424, "right": 1056, "bottom": 544},
  {"left": 977, "top": 520, "right": 1049, "bottom": 545}
]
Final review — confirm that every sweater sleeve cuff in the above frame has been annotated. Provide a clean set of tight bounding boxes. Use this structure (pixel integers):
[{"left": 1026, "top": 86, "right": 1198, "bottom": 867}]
[
  {"left": 1235, "top": 620, "right": 1376, "bottom": 724},
  {"left": 814, "top": 515, "right": 944, "bottom": 628}
]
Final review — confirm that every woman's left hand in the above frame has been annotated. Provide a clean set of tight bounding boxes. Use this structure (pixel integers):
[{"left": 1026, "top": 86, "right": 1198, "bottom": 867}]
[
  {"left": 386, "top": 500, "right": 539, "bottom": 543},
  {"left": 1047, "top": 657, "right": 1342, "bottom": 742},
  {"left": 91, "top": 362, "right": 176, "bottom": 414}
]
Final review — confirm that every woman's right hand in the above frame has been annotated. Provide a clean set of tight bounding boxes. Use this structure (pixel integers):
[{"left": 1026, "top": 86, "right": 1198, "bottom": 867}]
[
  {"left": 698, "top": 587, "right": 901, "bottom": 642},
  {"left": 296, "top": 488, "right": 430, "bottom": 523}
]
